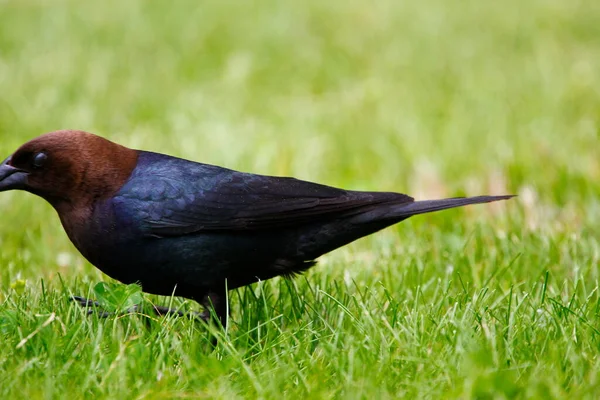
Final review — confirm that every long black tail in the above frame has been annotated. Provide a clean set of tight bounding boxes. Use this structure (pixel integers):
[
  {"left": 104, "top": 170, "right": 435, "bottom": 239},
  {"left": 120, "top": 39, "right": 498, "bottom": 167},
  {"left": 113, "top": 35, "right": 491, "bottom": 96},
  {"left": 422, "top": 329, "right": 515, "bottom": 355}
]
[{"left": 391, "top": 195, "right": 514, "bottom": 218}]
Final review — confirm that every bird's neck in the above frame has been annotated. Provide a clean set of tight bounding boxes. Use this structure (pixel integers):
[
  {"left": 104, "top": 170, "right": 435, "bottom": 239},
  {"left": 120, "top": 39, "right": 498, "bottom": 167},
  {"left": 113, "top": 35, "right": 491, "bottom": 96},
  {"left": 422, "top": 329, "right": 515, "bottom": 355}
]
[{"left": 54, "top": 200, "right": 95, "bottom": 243}]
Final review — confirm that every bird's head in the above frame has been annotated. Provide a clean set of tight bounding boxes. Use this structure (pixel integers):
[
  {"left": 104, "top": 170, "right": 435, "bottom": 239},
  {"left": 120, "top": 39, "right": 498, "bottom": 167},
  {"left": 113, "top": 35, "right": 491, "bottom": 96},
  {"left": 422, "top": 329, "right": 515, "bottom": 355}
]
[{"left": 0, "top": 130, "right": 138, "bottom": 209}]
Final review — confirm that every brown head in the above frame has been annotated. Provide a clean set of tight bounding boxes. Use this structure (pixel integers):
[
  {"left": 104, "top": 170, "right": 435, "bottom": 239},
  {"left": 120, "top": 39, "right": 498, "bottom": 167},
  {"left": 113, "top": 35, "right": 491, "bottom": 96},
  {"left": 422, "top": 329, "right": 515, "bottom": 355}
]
[{"left": 0, "top": 130, "right": 138, "bottom": 210}]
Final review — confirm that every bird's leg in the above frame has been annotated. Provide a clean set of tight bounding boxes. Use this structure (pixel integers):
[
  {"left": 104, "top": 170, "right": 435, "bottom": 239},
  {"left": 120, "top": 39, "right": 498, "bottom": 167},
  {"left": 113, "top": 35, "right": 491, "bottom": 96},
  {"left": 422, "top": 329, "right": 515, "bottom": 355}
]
[
  {"left": 70, "top": 295, "right": 201, "bottom": 319},
  {"left": 198, "top": 288, "right": 228, "bottom": 329}
]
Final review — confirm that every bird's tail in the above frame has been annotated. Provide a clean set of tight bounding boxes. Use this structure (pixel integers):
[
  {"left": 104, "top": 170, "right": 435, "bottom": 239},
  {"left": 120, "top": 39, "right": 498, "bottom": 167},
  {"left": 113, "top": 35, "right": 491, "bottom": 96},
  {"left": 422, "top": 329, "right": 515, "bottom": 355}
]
[{"left": 392, "top": 195, "right": 515, "bottom": 218}]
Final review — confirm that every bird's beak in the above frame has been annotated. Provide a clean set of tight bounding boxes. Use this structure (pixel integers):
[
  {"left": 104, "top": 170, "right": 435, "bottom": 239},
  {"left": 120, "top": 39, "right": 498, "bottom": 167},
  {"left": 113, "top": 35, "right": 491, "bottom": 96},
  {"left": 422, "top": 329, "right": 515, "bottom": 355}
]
[{"left": 0, "top": 156, "right": 28, "bottom": 192}]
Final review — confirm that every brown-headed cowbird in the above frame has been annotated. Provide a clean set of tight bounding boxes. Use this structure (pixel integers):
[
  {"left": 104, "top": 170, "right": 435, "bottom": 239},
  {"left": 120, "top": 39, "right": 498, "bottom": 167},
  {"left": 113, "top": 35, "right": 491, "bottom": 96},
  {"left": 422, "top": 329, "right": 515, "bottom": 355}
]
[{"left": 0, "top": 130, "right": 512, "bottom": 327}]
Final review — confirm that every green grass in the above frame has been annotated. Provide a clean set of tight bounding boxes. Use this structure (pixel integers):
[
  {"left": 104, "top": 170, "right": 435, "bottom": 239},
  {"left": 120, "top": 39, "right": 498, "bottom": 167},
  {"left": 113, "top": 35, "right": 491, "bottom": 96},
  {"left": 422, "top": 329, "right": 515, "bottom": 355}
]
[{"left": 1, "top": 0, "right": 599, "bottom": 398}]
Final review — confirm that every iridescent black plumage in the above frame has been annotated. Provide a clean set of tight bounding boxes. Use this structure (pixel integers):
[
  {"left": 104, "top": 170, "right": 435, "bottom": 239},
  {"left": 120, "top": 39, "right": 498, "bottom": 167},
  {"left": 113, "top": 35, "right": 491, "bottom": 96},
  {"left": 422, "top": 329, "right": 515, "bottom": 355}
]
[{"left": 0, "top": 130, "right": 513, "bottom": 327}]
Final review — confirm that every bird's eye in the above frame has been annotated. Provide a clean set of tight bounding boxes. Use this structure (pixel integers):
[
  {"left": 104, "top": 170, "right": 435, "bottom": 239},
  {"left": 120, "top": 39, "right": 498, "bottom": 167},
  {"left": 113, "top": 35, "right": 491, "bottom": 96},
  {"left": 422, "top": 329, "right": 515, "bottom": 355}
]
[{"left": 32, "top": 152, "right": 47, "bottom": 168}]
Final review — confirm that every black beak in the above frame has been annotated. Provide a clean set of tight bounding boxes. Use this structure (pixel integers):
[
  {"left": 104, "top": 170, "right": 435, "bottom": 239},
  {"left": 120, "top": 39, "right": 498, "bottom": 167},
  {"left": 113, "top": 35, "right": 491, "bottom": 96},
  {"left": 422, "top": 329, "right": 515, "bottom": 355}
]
[{"left": 0, "top": 156, "right": 28, "bottom": 192}]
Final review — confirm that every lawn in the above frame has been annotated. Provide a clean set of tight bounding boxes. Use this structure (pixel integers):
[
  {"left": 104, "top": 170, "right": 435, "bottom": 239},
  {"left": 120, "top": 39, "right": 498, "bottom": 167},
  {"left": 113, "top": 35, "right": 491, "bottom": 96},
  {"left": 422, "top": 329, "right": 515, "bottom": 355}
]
[{"left": 0, "top": 0, "right": 599, "bottom": 398}]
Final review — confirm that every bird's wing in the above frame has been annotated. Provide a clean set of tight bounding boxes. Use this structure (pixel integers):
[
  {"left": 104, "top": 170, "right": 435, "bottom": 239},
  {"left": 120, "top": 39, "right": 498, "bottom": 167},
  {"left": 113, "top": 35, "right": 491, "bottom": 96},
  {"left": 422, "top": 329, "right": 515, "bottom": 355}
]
[{"left": 115, "top": 161, "right": 413, "bottom": 237}]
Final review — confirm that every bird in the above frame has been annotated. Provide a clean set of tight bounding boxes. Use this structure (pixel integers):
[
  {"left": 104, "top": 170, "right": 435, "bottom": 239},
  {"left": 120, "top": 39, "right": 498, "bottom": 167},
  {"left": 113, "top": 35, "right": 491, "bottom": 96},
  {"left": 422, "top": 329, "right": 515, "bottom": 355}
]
[{"left": 0, "top": 130, "right": 513, "bottom": 328}]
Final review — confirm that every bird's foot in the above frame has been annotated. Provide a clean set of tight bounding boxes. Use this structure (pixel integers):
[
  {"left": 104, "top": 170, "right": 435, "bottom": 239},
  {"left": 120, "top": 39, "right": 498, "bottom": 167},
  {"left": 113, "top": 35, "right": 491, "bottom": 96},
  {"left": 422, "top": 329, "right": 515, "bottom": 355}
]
[
  {"left": 70, "top": 296, "right": 113, "bottom": 317},
  {"left": 70, "top": 295, "right": 203, "bottom": 319}
]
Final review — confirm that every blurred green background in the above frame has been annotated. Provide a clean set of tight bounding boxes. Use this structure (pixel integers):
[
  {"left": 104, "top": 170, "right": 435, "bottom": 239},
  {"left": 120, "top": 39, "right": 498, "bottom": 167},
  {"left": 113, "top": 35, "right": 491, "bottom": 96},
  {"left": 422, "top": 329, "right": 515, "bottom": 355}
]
[
  {"left": 0, "top": 0, "right": 597, "bottom": 277},
  {"left": 0, "top": 0, "right": 599, "bottom": 398}
]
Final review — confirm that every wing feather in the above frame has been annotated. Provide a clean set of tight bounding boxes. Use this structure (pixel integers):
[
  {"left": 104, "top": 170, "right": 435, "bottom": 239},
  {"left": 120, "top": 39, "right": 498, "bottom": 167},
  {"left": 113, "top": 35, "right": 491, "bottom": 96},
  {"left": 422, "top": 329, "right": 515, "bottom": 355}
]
[{"left": 115, "top": 154, "right": 413, "bottom": 237}]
